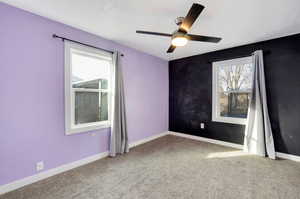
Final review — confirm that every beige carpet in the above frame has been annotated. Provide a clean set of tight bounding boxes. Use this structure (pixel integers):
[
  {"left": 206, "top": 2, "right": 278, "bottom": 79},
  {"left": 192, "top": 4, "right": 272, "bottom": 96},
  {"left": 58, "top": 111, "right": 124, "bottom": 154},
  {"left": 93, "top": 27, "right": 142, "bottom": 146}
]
[{"left": 1, "top": 135, "right": 300, "bottom": 199}]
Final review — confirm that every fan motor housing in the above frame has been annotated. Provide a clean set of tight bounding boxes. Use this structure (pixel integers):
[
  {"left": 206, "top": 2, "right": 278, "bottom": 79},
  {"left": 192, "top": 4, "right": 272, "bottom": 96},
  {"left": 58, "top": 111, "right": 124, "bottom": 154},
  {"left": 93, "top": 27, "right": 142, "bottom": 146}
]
[
  {"left": 175, "top": 17, "right": 185, "bottom": 26},
  {"left": 172, "top": 31, "right": 186, "bottom": 39}
]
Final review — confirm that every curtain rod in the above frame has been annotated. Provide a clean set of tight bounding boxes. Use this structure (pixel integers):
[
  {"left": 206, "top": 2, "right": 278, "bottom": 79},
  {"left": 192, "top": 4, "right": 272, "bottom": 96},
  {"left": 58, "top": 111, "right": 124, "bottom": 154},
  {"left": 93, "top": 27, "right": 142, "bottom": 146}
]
[
  {"left": 52, "top": 34, "right": 124, "bottom": 57},
  {"left": 207, "top": 50, "right": 270, "bottom": 64}
]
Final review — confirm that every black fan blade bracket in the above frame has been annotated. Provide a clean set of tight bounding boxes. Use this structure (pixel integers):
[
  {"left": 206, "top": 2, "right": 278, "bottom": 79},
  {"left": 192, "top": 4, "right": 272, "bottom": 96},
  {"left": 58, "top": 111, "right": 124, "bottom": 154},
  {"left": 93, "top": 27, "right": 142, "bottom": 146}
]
[
  {"left": 186, "top": 34, "right": 222, "bottom": 43},
  {"left": 180, "top": 3, "right": 205, "bottom": 32},
  {"left": 167, "top": 45, "right": 176, "bottom": 53},
  {"left": 136, "top": 31, "right": 172, "bottom": 37}
]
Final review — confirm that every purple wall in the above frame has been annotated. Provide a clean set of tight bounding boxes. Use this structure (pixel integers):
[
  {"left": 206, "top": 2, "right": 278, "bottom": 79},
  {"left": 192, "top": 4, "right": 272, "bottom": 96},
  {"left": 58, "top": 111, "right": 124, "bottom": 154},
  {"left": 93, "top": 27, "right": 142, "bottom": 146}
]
[{"left": 0, "top": 3, "right": 168, "bottom": 186}]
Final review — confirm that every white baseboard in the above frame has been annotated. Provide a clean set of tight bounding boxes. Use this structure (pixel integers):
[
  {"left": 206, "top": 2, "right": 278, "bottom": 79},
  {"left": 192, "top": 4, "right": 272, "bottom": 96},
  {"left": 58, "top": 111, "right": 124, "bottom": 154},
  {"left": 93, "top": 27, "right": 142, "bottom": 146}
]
[
  {"left": 169, "top": 131, "right": 243, "bottom": 149},
  {"left": 2, "top": 131, "right": 299, "bottom": 195},
  {"left": 276, "top": 152, "right": 300, "bottom": 162},
  {"left": 169, "top": 131, "right": 300, "bottom": 163},
  {"left": 129, "top": 131, "right": 169, "bottom": 148},
  {"left": 0, "top": 131, "right": 168, "bottom": 195},
  {"left": 0, "top": 151, "right": 109, "bottom": 195}
]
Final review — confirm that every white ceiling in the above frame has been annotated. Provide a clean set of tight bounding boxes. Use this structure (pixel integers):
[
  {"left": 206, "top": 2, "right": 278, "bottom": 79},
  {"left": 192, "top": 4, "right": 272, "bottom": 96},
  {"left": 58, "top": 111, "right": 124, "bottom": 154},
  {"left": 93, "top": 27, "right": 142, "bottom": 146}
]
[{"left": 2, "top": 0, "right": 300, "bottom": 60}]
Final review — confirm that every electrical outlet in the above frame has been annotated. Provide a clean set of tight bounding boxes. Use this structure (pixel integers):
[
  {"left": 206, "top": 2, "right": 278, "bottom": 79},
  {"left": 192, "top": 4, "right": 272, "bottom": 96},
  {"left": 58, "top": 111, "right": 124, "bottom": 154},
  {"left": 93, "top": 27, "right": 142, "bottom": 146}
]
[
  {"left": 200, "top": 123, "right": 205, "bottom": 129},
  {"left": 36, "top": 161, "right": 44, "bottom": 171}
]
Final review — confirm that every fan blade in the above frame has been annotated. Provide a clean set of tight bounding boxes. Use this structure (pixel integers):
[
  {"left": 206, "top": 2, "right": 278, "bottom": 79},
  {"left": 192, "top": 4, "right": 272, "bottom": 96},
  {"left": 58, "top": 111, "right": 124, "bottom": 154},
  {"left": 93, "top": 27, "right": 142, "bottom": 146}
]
[
  {"left": 167, "top": 45, "right": 176, "bottom": 53},
  {"left": 136, "top": 30, "right": 172, "bottom": 37},
  {"left": 186, "top": 34, "right": 222, "bottom": 43},
  {"left": 180, "top": 3, "right": 205, "bottom": 32}
]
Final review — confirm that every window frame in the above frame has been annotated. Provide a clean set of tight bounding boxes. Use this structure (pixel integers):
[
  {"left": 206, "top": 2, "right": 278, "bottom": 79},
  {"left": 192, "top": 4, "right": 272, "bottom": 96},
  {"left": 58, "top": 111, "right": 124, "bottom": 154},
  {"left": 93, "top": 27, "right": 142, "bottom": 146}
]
[
  {"left": 212, "top": 56, "right": 253, "bottom": 125},
  {"left": 64, "top": 41, "right": 113, "bottom": 135}
]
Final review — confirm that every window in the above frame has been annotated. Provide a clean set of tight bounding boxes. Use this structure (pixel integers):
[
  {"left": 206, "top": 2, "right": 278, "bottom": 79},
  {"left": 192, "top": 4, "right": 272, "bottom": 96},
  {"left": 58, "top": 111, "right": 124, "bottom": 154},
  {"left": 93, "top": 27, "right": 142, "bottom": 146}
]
[
  {"left": 65, "top": 41, "right": 113, "bottom": 135},
  {"left": 212, "top": 57, "right": 253, "bottom": 125}
]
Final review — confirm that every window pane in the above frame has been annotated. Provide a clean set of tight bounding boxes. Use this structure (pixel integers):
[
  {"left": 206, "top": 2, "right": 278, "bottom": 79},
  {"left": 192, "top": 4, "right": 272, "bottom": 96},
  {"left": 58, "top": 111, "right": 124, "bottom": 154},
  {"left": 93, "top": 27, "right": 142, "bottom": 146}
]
[
  {"left": 71, "top": 51, "right": 110, "bottom": 89},
  {"left": 218, "top": 63, "right": 253, "bottom": 118},
  {"left": 75, "top": 92, "right": 108, "bottom": 125}
]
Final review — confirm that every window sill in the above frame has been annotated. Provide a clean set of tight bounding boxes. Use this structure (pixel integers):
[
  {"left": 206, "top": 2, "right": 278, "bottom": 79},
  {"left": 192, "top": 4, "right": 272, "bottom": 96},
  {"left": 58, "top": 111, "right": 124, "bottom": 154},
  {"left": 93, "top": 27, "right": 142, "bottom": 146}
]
[
  {"left": 66, "top": 121, "right": 110, "bottom": 135},
  {"left": 212, "top": 117, "right": 246, "bottom": 125}
]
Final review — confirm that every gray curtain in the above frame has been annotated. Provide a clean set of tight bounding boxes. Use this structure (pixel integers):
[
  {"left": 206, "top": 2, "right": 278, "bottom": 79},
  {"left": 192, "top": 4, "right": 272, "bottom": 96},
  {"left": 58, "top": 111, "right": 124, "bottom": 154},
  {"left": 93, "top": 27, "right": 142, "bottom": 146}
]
[
  {"left": 109, "top": 52, "right": 129, "bottom": 157},
  {"left": 244, "top": 50, "right": 276, "bottom": 159}
]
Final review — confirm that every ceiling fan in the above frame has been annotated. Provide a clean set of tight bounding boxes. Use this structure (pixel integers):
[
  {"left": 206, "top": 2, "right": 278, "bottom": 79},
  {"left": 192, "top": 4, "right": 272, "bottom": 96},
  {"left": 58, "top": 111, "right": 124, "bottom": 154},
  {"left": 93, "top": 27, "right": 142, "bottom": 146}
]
[{"left": 136, "top": 3, "right": 222, "bottom": 53}]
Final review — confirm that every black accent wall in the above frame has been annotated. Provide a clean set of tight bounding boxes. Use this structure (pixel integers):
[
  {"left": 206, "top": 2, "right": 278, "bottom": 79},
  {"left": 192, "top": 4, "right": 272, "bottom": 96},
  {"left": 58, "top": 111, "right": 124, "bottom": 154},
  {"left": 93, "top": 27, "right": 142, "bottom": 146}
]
[{"left": 169, "top": 33, "right": 300, "bottom": 156}]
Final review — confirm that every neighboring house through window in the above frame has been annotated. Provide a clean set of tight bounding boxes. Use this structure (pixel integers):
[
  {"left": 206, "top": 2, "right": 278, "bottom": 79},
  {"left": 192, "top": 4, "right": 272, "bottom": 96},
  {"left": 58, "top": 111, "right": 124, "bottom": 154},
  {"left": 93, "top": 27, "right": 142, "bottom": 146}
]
[
  {"left": 212, "top": 56, "right": 253, "bottom": 125},
  {"left": 65, "top": 41, "right": 113, "bottom": 135}
]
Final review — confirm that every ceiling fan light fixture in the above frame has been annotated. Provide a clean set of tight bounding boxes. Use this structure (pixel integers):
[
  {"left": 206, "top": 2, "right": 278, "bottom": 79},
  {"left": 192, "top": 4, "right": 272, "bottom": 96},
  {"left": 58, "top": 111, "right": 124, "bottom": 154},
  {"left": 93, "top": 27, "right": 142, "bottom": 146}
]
[
  {"left": 136, "top": 3, "right": 221, "bottom": 53},
  {"left": 171, "top": 36, "right": 188, "bottom": 47}
]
